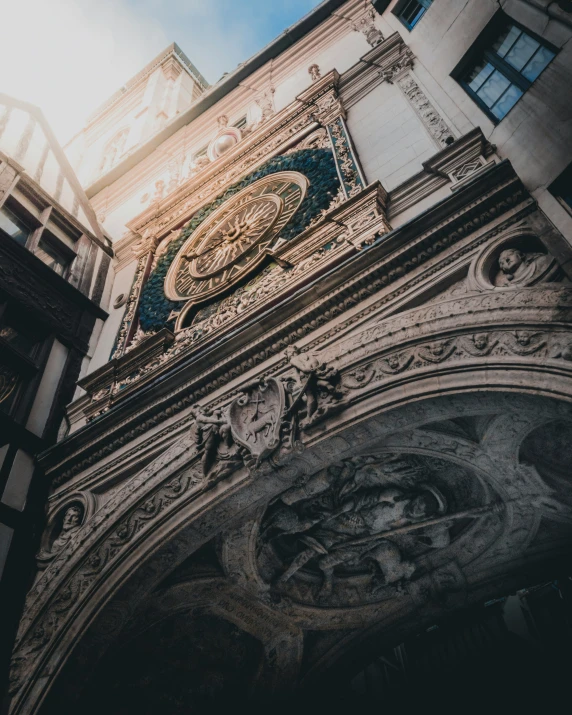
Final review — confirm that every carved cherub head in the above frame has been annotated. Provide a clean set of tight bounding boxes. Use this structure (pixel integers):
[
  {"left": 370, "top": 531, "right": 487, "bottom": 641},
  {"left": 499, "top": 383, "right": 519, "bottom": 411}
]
[
  {"left": 387, "top": 355, "right": 400, "bottom": 370},
  {"left": 404, "top": 489, "right": 444, "bottom": 521},
  {"left": 473, "top": 334, "right": 489, "bottom": 350},
  {"left": 429, "top": 342, "right": 445, "bottom": 355},
  {"left": 498, "top": 249, "right": 524, "bottom": 276}
]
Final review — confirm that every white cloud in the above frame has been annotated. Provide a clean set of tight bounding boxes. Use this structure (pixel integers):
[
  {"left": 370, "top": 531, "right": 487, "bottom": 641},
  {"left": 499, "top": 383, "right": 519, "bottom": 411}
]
[
  {"left": 0, "top": 0, "right": 322, "bottom": 144},
  {"left": 0, "top": 0, "right": 170, "bottom": 142}
]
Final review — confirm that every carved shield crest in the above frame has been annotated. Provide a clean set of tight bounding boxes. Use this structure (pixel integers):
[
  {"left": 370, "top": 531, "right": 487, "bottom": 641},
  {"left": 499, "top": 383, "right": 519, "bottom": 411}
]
[{"left": 230, "top": 378, "right": 284, "bottom": 461}]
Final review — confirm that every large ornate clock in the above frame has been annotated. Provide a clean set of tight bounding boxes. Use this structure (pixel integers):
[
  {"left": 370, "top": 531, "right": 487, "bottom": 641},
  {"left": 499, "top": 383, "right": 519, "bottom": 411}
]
[{"left": 165, "top": 171, "right": 308, "bottom": 307}]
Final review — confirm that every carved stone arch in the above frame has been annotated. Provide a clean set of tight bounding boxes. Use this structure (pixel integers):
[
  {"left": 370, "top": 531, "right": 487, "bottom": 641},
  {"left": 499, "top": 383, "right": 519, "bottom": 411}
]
[
  {"left": 9, "top": 368, "right": 572, "bottom": 714},
  {"left": 118, "top": 577, "right": 304, "bottom": 694}
]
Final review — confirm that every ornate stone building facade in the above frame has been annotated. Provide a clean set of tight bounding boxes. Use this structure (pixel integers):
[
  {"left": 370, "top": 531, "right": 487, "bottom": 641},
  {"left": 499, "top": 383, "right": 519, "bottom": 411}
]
[{"left": 5, "top": 0, "right": 572, "bottom": 712}]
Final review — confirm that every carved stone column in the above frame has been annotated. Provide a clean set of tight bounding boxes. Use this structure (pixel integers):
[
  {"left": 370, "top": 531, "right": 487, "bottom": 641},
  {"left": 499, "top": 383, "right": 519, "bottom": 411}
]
[
  {"left": 297, "top": 71, "right": 366, "bottom": 199},
  {"left": 378, "top": 45, "right": 456, "bottom": 149},
  {"left": 112, "top": 233, "right": 159, "bottom": 358}
]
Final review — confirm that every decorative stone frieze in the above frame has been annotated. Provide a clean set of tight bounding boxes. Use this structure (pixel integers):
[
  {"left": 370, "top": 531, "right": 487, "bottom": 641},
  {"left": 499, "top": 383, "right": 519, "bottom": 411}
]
[{"left": 396, "top": 73, "right": 455, "bottom": 148}]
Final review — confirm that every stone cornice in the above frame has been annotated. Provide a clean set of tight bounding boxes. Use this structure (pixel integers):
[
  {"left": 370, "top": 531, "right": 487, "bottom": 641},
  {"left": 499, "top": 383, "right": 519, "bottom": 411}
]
[{"left": 339, "top": 32, "right": 413, "bottom": 109}]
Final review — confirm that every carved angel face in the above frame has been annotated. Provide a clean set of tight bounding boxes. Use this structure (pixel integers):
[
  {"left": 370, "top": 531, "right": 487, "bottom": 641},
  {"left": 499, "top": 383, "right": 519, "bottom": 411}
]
[
  {"left": 473, "top": 334, "right": 488, "bottom": 350},
  {"left": 387, "top": 355, "right": 400, "bottom": 369},
  {"left": 499, "top": 249, "right": 524, "bottom": 274}
]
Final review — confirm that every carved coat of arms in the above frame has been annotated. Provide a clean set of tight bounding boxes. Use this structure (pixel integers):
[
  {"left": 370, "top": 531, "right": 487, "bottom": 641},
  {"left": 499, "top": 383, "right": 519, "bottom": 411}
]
[{"left": 230, "top": 378, "right": 285, "bottom": 462}]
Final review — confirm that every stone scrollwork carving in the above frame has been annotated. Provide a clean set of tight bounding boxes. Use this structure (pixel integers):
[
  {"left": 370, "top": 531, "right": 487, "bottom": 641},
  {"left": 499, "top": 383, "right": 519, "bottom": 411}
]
[
  {"left": 396, "top": 72, "right": 455, "bottom": 148},
  {"left": 328, "top": 117, "right": 365, "bottom": 198},
  {"left": 341, "top": 329, "right": 572, "bottom": 394}
]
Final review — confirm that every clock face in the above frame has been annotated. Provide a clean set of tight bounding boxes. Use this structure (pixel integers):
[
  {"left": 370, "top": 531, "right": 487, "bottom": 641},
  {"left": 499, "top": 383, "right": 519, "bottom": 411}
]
[{"left": 165, "top": 171, "right": 308, "bottom": 306}]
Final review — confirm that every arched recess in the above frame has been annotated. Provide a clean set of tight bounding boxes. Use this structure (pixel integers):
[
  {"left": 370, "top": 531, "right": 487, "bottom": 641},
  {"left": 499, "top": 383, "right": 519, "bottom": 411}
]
[
  {"left": 12, "top": 388, "right": 572, "bottom": 713},
  {"left": 9, "top": 289, "right": 572, "bottom": 713}
]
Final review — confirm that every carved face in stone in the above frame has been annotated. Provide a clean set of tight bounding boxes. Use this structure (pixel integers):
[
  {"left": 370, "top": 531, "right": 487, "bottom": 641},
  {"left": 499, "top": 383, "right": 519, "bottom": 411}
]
[
  {"left": 498, "top": 249, "right": 524, "bottom": 275},
  {"left": 62, "top": 506, "right": 82, "bottom": 531},
  {"left": 404, "top": 489, "right": 443, "bottom": 521},
  {"left": 473, "top": 334, "right": 489, "bottom": 350},
  {"left": 387, "top": 355, "right": 400, "bottom": 369}
]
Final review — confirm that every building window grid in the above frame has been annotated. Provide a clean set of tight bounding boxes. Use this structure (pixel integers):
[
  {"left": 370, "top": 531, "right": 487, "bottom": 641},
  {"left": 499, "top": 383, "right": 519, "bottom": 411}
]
[
  {"left": 0, "top": 199, "right": 75, "bottom": 279},
  {"left": 456, "top": 15, "right": 556, "bottom": 122},
  {"left": 397, "top": 0, "right": 432, "bottom": 31}
]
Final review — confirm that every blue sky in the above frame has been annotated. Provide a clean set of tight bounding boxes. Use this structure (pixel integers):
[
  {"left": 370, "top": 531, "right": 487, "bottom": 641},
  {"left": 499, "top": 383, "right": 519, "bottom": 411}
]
[
  {"left": 0, "top": 0, "right": 323, "bottom": 141},
  {"left": 124, "top": 0, "right": 323, "bottom": 83}
]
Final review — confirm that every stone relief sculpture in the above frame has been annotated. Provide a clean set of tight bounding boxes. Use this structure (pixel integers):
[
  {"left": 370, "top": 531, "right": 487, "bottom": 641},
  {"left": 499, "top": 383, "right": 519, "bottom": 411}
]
[
  {"left": 308, "top": 64, "right": 321, "bottom": 82},
  {"left": 37, "top": 503, "right": 85, "bottom": 567},
  {"left": 189, "top": 405, "right": 242, "bottom": 481},
  {"left": 284, "top": 345, "right": 343, "bottom": 428},
  {"left": 493, "top": 247, "right": 557, "bottom": 287},
  {"left": 257, "top": 454, "right": 497, "bottom": 607},
  {"left": 188, "top": 347, "right": 344, "bottom": 480},
  {"left": 51, "top": 505, "right": 83, "bottom": 552}
]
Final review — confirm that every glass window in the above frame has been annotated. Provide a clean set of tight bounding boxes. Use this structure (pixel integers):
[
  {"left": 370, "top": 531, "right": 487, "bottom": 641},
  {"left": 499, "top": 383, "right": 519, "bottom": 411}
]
[
  {"left": 0, "top": 205, "right": 33, "bottom": 246},
  {"left": 454, "top": 14, "right": 556, "bottom": 122},
  {"left": 397, "top": 0, "right": 432, "bottom": 31},
  {"left": 35, "top": 237, "right": 70, "bottom": 277},
  {"left": 0, "top": 324, "right": 38, "bottom": 357}
]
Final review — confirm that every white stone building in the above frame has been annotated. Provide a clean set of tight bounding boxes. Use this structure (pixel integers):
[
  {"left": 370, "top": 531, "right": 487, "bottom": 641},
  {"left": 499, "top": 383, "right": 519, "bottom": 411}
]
[{"left": 5, "top": 0, "right": 572, "bottom": 711}]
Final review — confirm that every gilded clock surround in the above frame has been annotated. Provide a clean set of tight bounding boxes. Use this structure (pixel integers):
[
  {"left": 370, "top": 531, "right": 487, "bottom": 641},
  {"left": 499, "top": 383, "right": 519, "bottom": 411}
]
[{"left": 164, "top": 171, "right": 308, "bottom": 313}]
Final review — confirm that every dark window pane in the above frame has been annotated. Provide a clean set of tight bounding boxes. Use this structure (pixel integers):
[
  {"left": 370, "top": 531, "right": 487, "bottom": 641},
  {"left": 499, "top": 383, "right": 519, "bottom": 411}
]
[
  {"left": 0, "top": 325, "right": 38, "bottom": 356},
  {"left": 491, "top": 83, "right": 523, "bottom": 119},
  {"left": 504, "top": 32, "right": 540, "bottom": 71},
  {"left": 476, "top": 70, "right": 511, "bottom": 107},
  {"left": 0, "top": 363, "right": 20, "bottom": 415},
  {"left": 522, "top": 45, "right": 556, "bottom": 81},
  {"left": 0, "top": 206, "right": 32, "bottom": 246},
  {"left": 550, "top": 165, "right": 572, "bottom": 211},
  {"left": 35, "top": 239, "right": 69, "bottom": 277},
  {"left": 398, "top": 0, "right": 432, "bottom": 29}
]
